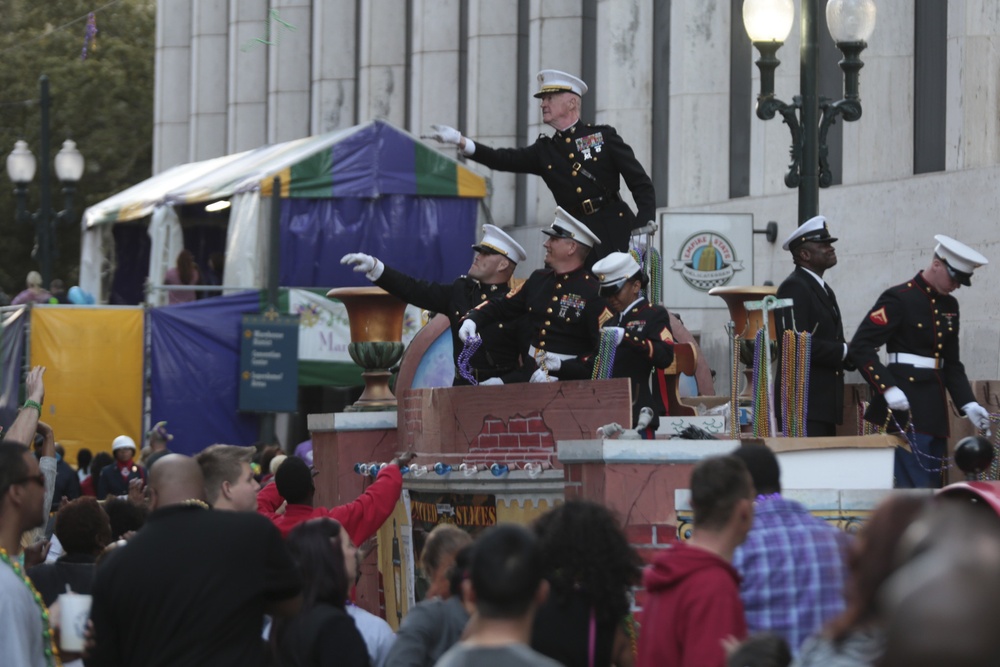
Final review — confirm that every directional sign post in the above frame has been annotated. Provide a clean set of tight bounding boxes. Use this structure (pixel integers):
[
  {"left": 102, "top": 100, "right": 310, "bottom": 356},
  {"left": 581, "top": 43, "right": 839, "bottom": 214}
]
[{"left": 239, "top": 309, "right": 299, "bottom": 413}]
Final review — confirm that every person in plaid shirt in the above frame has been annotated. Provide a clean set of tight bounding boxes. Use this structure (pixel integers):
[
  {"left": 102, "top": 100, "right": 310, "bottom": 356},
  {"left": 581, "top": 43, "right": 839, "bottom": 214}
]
[{"left": 731, "top": 444, "right": 852, "bottom": 655}]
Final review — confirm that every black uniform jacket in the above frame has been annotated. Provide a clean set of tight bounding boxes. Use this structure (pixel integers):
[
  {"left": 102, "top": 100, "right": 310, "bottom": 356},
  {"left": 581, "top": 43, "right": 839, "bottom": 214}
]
[
  {"left": 849, "top": 272, "right": 975, "bottom": 437},
  {"left": 560, "top": 298, "right": 675, "bottom": 430},
  {"left": 376, "top": 266, "right": 529, "bottom": 384},
  {"left": 470, "top": 121, "right": 655, "bottom": 262},
  {"left": 774, "top": 267, "right": 850, "bottom": 428},
  {"left": 466, "top": 265, "right": 612, "bottom": 362}
]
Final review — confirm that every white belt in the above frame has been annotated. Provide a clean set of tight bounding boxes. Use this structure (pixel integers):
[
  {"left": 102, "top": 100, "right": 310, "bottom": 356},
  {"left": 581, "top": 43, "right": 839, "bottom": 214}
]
[
  {"left": 887, "top": 352, "right": 943, "bottom": 369},
  {"left": 528, "top": 345, "right": 575, "bottom": 362}
]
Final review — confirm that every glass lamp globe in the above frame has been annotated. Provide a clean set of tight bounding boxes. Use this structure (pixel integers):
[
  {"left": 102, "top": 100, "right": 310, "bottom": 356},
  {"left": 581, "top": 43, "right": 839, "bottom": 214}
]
[
  {"left": 743, "top": 0, "right": 795, "bottom": 43},
  {"left": 54, "top": 139, "right": 85, "bottom": 183},
  {"left": 826, "top": 0, "right": 877, "bottom": 43},
  {"left": 6, "top": 140, "right": 37, "bottom": 184}
]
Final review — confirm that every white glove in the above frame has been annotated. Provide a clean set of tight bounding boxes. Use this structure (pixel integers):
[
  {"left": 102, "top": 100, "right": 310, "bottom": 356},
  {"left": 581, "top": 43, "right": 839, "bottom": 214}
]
[
  {"left": 340, "top": 253, "right": 384, "bottom": 281},
  {"left": 884, "top": 386, "right": 910, "bottom": 411},
  {"left": 480, "top": 377, "right": 503, "bottom": 386},
  {"left": 963, "top": 402, "right": 993, "bottom": 435},
  {"left": 430, "top": 124, "right": 461, "bottom": 145},
  {"left": 430, "top": 124, "right": 474, "bottom": 156},
  {"left": 458, "top": 320, "right": 478, "bottom": 343},
  {"left": 608, "top": 327, "right": 626, "bottom": 347},
  {"left": 530, "top": 368, "right": 557, "bottom": 383},
  {"left": 597, "top": 422, "right": 625, "bottom": 439},
  {"left": 635, "top": 407, "right": 655, "bottom": 430},
  {"left": 538, "top": 352, "right": 561, "bottom": 372}
]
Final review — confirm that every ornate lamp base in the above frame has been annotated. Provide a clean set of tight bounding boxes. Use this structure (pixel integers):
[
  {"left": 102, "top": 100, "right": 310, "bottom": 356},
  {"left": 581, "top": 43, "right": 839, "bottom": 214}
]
[
  {"left": 346, "top": 341, "right": 405, "bottom": 412},
  {"left": 326, "top": 287, "right": 408, "bottom": 412}
]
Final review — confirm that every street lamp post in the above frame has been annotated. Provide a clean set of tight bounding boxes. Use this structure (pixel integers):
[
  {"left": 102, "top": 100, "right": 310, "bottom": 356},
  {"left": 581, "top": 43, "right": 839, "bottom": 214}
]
[
  {"left": 5, "top": 75, "right": 85, "bottom": 288},
  {"left": 743, "top": 0, "right": 876, "bottom": 222}
]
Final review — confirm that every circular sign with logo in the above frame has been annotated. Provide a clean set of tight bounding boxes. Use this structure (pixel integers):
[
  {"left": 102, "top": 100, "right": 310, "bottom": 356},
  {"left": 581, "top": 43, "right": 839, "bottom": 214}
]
[{"left": 670, "top": 232, "right": 745, "bottom": 291}]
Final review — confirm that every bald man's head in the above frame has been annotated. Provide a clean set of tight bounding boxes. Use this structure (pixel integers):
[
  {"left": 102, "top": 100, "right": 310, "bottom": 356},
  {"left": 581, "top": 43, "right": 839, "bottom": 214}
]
[{"left": 148, "top": 454, "right": 207, "bottom": 510}]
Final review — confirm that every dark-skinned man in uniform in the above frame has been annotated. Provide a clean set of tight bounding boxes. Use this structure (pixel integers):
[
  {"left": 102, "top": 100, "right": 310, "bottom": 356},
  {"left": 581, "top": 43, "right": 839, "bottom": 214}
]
[
  {"left": 430, "top": 70, "right": 655, "bottom": 265},
  {"left": 458, "top": 207, "right": 613, "bottom": 383},
  {"left": 774, "top": 216, "right": 851, "bottom": 437},
  {"left": 340, "top": 224, "right": 529, "bottom": 385},
  {"left": 849, "top": 235, "right": 991, "bottom": 488},
  {"left": 557, "top": 252, "right": 675, "bottom": 437}
]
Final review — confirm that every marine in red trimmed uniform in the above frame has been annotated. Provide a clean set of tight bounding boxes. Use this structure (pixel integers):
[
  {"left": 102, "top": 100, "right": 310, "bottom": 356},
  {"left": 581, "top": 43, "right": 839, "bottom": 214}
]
[
  {"left": 849, "top": 235, "right": 991, "bottom": 488},
  {"left": 341, "top": 224, "right": 531, "bottom": 385},
  {"left": 459, "top": 208, "right": 613, "bottom": 382},
  {"left": 431, "top": 70, "right": 655, "bottom": 265},
  {"left": 558, "top": 252, "right": 674, "bottom": 436}
]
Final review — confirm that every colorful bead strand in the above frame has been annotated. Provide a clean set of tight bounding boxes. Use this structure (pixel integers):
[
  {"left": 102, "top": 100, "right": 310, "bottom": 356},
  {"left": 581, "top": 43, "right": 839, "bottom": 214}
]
[
  {"left": 591, "top": 328, "right": 620, "bottom": 380},
  {"left": 751, "top": 329, "right": 772, "bottom": 437},
  {"left": 0, "top": 548, "right": 61, "bottom": 666},
  {"left": 729, "top": 332, "right": 742, "bottom": 439},
  {"left": 456, "top": 335, "right": 482, "bottom": 385}
]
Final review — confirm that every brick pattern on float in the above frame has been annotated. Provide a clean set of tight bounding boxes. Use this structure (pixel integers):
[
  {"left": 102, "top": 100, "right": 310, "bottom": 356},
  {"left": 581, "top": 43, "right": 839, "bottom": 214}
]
[{"left": 464, "top": 412, "right": 557, "bottom": 467}]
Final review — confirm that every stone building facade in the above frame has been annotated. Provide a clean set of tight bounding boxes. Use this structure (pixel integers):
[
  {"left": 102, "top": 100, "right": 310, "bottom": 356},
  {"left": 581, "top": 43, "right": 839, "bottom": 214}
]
[{"left": 155, "top": 1, "right": 1000, "bottom": 392}]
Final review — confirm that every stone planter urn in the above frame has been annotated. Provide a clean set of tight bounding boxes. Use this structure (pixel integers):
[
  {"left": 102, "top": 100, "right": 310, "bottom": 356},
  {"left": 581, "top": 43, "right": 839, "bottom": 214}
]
[{"left": 326, "top": 286, "right": 407, "bottom": 411}]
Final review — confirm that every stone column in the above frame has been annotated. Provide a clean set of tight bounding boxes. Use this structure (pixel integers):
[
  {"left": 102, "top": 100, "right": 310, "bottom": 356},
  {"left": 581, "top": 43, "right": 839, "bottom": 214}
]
[
  {"left": 190, "top": 0, "right": 229, "bottom": 160},
  {"left": 311, "top": 0, "right": 358, "bottom": 134},
  {"left": 409, "top": 0, "right": 461, "bottom": 135},
  {"left": 357, "top": 0, "right": 408, "bottom": 126},
  {"left": 267, "top": 0, "right": 312, "bottom": 143},
  {"left": 526, "top": 1, "right": 584, "bottom": 221},
  {"left": 666, "top": 1, "right": 731, "bottom": 206},
  {"left": 594, "top": 0, "right": 655, "bottom": 218},
  {"left": 466, "top": 0, "right": 521, "bottom": 226},
  {"left": 154, "top": 0, "right": 193, "bottom": 172},
  {"left": 228, "top": 0, "right": 269, "bottom": 152}
]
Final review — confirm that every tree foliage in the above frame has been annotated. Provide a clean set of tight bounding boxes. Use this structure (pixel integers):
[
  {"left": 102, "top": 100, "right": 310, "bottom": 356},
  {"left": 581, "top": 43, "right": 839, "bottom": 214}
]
[{"left": 0, "top": 0, "right": 154, "bottom": 295}]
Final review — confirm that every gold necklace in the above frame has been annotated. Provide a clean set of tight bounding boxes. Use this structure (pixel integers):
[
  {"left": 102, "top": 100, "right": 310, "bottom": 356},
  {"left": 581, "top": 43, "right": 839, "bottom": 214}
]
[
  {"left": 180, "top": 499, "right": 210, "bottom": 509},
  {"left": 0, "top": 547, "right": 62, "bottom": 666}
]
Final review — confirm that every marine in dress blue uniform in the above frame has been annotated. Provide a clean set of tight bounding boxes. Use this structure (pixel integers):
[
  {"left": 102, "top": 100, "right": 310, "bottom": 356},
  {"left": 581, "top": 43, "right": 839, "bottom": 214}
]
[
  {"left": 340, "top": 225, "right": 530, "bottom": 385},
  {"left": 774, "top": 216, "right": 851, "bottom": 437},
  {"left": 431, "top": 70, "right": 655, "bottom": 265},
  {"left": 559, "top": 253, "right": 675, "bottom": 436},
  {"left": 849, "top": 235, "right": 992, "bottom": 488}
]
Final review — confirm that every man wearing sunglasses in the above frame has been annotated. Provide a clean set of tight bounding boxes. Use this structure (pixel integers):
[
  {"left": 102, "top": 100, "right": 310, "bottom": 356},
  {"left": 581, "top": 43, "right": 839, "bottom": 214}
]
[
  {"left": 341, "top": 224, "right": 529, "bottom": 385},
  {"left": 460, "top": 208, "right": 612, "bottom": 386},
  {"left": 0, "top": 366, "right": 59, "bottom": 666},
  {"left": 850, "top": 235, "right": 991, "bottom": 488},
  {"left": 774, "top": 216, "right": 851, "bottom": 438}
]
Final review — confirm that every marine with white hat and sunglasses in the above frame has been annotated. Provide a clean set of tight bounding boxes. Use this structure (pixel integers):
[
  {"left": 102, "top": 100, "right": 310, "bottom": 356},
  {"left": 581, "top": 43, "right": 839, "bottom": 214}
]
[
  {"left": 459, "top": 207, "right": 613, "bottom": 383},
  {"left": 850, "top": 235, "right": 991, "bottom": 488},
  {"left": 429, "top": 69, "right": 655, "bottom": 266},
  {"left": 341, "top": 224, "right": 530, "bottom": 385}
]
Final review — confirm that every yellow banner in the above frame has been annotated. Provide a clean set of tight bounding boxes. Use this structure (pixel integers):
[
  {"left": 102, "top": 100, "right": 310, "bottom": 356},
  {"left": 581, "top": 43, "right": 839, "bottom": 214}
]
[{"left": 30, "top": 307, "right": 144, "bottom": 464}]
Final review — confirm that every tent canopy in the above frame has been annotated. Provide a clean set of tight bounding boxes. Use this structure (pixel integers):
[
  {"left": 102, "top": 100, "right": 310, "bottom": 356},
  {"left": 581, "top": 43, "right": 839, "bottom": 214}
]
[{"left": 82, "top": 120, "right": 487, "bottom": 229}]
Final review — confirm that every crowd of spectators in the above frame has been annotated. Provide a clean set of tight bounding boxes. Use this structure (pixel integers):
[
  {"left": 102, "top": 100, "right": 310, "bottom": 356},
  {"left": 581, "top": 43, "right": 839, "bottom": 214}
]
[{"left": 3, "top": 365, "right": 1000, "bottom": 667}]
